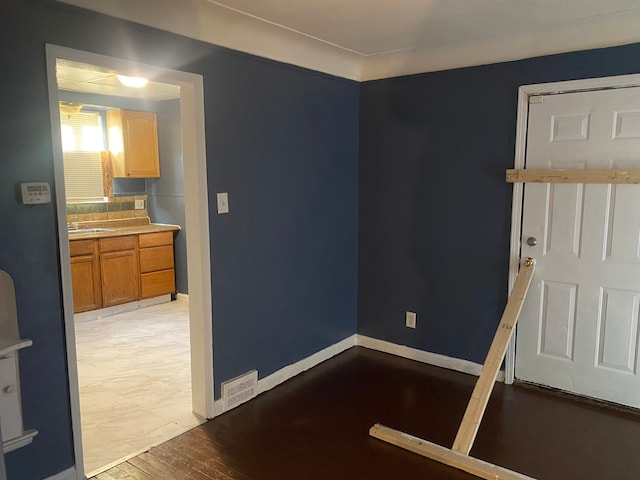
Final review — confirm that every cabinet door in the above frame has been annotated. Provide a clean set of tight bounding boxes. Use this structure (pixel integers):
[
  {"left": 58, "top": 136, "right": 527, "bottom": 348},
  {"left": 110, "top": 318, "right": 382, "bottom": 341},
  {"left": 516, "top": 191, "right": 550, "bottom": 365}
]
[
  {"left": 123, "top": 111, "right": 159, "bottom": 177},
  {"left": 108, "top": 109, "right": 160, "bottom": 178},
  {"left": 100, "top": 250, "right": 139, "bottom": 307},
  {"left": 70, "top": 254, "right": 102, "bottom": 313}
]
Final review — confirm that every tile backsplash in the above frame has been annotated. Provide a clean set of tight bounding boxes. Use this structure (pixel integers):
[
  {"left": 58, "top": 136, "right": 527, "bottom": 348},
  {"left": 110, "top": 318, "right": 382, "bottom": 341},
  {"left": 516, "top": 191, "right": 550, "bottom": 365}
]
[{"left": 66, "top": 195, "right": 148, "bottom": 224}]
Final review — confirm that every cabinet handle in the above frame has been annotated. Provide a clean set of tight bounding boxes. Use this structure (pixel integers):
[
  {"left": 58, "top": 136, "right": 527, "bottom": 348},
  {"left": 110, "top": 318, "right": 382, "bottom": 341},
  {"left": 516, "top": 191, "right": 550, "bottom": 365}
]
[{"left": 3, "top": 385, "right": 15, "bottom": 394}]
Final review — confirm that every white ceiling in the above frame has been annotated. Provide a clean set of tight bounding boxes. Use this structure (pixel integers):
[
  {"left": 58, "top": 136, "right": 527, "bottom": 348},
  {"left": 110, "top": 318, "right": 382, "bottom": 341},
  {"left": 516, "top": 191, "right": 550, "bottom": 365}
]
[
  {"left": 56, "top": 59, "right": 181, "bottom": 100},
  {"left": 59, "top": 0, "right": 640, "bottom": 81}
]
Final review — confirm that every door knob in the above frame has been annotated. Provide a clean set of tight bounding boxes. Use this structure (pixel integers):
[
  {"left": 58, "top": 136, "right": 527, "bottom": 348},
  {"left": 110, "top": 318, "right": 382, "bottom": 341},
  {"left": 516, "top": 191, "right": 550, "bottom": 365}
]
[{"left": 526, "top": 236, "right": 537, "bottom": 246}]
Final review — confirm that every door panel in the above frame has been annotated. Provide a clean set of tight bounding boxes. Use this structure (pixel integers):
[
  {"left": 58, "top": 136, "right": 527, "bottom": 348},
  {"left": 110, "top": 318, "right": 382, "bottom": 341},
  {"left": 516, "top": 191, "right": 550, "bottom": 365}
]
[
  {"left": 605, "top": 185, "right": 640, "bottom": 262},
  {"left": 544, "top": 183, "right": 584, "bottom": 258},
  {"left": 539, "top": 280, "right": 577, "bottom": 360},
  {"left": 516, "top": 86, "right": 640, "bottom": 408},
  {"left": 596, "top": 288, "right": 640, "bottom": 373}
]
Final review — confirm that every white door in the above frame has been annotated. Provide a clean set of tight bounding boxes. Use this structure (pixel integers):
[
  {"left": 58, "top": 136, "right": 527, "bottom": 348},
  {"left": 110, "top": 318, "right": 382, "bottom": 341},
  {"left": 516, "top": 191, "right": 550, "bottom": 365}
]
[{"left": 515, "top": 86, "right": 640, "bottom": 408}]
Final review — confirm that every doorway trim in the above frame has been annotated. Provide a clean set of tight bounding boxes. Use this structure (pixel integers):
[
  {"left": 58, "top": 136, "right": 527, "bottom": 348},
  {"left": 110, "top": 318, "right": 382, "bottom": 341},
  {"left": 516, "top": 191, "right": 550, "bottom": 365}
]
[
  {"left": 45, "top": 45, "right": 214, "bottom": 478},
  {"left": 506, "top": 72, "right": 640, "bottom": 385}
]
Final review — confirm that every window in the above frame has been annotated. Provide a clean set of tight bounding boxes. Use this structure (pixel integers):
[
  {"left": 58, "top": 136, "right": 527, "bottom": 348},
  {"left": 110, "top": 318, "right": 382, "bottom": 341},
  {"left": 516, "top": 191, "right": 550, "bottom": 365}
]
[{"left": 60, "top": 109, "right": 106, "bottom": 201}]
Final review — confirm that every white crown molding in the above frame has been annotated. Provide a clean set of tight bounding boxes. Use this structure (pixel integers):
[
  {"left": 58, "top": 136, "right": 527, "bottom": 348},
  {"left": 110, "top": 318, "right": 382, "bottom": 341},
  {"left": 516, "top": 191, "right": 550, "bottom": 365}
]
[
  {"left": 59, "top": 0, "right": 640, "bottom": 82},
  {"left": 361, "top": 9, "right": 640, "bottom": 80},
  {"left": 59, "top": 0, "right": 361, "bottom": 80}
]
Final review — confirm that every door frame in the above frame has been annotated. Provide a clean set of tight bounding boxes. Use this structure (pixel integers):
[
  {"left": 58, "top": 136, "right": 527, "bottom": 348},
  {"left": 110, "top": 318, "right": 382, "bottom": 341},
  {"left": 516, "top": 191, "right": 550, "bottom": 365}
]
[
  {"left": 45, "top": 45, "right": 214, "bottom": 478},
  {"left": 506, "top": 72, "right": 640, "bottom": 384}
]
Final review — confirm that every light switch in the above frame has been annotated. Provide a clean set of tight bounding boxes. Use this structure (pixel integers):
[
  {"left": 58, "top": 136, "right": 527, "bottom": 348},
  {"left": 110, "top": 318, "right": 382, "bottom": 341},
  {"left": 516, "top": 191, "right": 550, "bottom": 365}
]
[
  {"left": 217, "top": 192, "right": 229, "bottom": 214},
  {"left": 135, "top": 199, "right": 145, "bottom": 210}
]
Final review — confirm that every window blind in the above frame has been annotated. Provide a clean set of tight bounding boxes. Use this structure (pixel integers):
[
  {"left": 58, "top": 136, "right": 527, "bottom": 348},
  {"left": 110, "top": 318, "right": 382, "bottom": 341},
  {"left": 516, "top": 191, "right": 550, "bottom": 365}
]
[{"left": 60, "top": 110, "right": 106, "bottom": 201}]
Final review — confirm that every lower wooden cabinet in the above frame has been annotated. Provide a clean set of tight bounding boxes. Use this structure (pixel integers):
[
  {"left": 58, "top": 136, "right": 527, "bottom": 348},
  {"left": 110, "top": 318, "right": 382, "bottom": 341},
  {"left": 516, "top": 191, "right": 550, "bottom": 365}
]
[
  {"left": 69, "top": 239, "right": 101, "bottom": 313},
  {"left": 70, "top": 255, "right": 102, "bottom": 313},
  {"left": 99, "top": 235, "right": 139, "bottom": 307},
  {"left": 69, "top": 230, "right": 176, "bottom": 313},
  {"left": 138, "top": 232, "right": 176, "bottom": 299},
  {"left": 100, "top": 250, "right": 139, "bottom": 307},
  {"left": 140, "top": 269, "right": 176, "bottom": 299}
]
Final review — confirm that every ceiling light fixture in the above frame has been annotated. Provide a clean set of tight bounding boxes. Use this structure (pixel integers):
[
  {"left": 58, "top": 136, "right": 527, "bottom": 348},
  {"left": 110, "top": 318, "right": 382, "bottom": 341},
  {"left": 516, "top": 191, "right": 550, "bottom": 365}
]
[{"left": 116, "top": 74, "right": 148, "bottom": 88}]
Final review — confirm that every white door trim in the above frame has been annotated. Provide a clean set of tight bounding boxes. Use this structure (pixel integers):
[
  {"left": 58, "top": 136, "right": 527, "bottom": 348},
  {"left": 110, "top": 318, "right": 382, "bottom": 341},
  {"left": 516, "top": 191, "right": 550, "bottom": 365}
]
[
  {"left": 45, "top": 45, "right": 214, "bottom": 479},
  {"left": 506, "top": 72, "right": 640, "bottom": 384}
]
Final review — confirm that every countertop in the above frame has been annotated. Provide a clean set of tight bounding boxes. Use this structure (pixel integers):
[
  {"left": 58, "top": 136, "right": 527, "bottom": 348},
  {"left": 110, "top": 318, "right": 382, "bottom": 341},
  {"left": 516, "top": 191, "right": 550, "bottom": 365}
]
[{"left": 68, "top": 223, "right": 180, "bottom": 241}]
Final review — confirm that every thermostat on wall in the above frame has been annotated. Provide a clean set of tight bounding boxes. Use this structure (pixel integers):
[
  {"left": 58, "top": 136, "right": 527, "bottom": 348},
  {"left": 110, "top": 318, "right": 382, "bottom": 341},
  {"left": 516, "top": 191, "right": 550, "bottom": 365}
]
[{"left": 20, "top": 182, "right": 51, "bottom": 205}]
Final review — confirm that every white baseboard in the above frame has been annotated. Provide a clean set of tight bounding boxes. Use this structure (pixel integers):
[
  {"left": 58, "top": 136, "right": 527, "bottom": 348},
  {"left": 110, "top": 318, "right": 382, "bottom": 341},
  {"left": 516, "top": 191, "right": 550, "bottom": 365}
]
[
  {"left": 45, "top": 467, "right": 77, "bottom": 480},
  {"left": 214, "top": 334, "right": 357, "bottom": 416},
  {"left": 213, "top": 333, "right": 501, "bottom": 416},
  {"left": 356, "top": 335, "right": 504, "bottom": 382},
  {"left": 74, "top": 294, "right": 171, "bottom": 323}
]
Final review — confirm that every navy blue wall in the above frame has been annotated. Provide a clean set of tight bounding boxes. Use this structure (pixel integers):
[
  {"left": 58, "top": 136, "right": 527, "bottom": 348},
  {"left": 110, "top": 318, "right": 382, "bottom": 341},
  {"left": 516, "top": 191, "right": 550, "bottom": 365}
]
[
  {"left": 0, "top": 1, "right": 358, "bottom": 478},
  {"left": 208, "top": 50, "right": 359, "bottom": 388},
  {"left": 358, "top": 43, "right": 640, "bottom": 364}
]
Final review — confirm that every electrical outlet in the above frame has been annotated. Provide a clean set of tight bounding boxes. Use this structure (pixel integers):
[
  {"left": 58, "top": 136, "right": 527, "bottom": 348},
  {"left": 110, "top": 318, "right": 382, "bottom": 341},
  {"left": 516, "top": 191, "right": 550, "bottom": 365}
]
[
  {"left": 406, "top": 311, "right": 416, "bottom": 329},
  {"left": 134, "top": 199, "right": 145, "bottom": 210}
]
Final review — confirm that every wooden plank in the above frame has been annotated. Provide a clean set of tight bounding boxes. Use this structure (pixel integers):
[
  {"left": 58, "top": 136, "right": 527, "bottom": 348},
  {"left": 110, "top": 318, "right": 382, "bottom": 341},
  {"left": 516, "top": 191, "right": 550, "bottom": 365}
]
[
  {"left": 168, "top": 434, "right": 248, "bottom": 480},
  {"left": 152, "top": 441, "right": 236, "bottom": 480},
  {"left": 452, "top": 259, "right": 535, "bottom": 455},
  {"left": 95, "top": 470, "right": 122, "bottom": 480},
  {"left": 370, "top": 424, "right": 537, "bottom": 480},
  {"left": 127, "top": 453, "right": 183, "bottom": 480},
  {"left": 116, "top": 463, "right": 157, "bottom": 480},
  {"left": 97, "top": 465, "right": 144, "bottom": 480},
  {"left": 506, "top": 168, "right": 640, "bottom": 184},
  {"left": 145, "top": 445, "right": 216, "bottom": 480}
]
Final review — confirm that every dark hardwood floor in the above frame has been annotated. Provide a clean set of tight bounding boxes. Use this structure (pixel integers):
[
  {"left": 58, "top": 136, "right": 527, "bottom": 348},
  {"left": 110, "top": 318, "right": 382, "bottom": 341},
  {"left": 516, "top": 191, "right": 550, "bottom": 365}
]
[{"left": 93, "top": 347, "right": 640, "bottom": 480}]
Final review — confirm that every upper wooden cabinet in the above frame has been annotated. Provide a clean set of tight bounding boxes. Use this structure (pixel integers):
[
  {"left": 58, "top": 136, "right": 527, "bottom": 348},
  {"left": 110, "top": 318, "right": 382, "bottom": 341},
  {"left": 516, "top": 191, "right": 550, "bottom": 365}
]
[{"left": 107, "top": 109, "right": 160, "bottom": 178}]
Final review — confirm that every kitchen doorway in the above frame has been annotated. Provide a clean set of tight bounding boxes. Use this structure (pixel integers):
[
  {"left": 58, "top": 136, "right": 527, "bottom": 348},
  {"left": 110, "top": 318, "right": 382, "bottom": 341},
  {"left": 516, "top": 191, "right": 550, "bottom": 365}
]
[{"left": 45, "top": 45, "right": 214, "bottom": 479}]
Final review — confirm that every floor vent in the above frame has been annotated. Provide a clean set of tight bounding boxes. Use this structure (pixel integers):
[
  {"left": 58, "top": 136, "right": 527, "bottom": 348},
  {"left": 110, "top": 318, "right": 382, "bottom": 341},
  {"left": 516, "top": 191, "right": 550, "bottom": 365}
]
[{"left": 222, "top": 370, "right": 258, "bottom": 411}]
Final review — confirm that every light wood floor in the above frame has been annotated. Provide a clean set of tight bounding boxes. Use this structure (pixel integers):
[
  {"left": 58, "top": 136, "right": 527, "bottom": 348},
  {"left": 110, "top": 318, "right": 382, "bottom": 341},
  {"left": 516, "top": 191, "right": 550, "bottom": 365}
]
[{"left": 75, "top": 295, "right": 203, "bottom": 476}]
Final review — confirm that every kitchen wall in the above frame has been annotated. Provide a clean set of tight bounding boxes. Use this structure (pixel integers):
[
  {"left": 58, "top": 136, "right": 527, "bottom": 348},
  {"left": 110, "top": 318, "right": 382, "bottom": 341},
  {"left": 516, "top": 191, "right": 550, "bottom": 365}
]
[
  {"left": 358, "top": 42, "right": 640, "bottom": 365},
  {"left": 146, "top": 99, "right": 187, "bottom": 293},
  {"left": 0, "top": 1, "right": 358, "bottom": 478}
]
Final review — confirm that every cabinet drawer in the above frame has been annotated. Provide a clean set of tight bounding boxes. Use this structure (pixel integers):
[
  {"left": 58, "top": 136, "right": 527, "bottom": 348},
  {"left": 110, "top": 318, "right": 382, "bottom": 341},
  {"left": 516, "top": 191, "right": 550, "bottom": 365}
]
[
  {"left": 99, "top": 235, "right": 136, "bottom": 253},
  {"left": 140, "top": 269, "right": 175, "bottom": 299},
  {"left": 69, "top": 239, "right": 94, "bottom": 256},
  {"left": 138, "top": 231, "right": 173, "bottom": 248},
  {"left": 139, "top": 245, "right": 174, "bottom": 273}
]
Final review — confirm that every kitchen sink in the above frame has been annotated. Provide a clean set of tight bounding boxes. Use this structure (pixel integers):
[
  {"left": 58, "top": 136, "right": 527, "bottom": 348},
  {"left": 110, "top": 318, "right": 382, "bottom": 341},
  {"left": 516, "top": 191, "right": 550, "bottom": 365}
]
[{"left": 68, "top": 228, "right": 115, "bottom": 236}]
